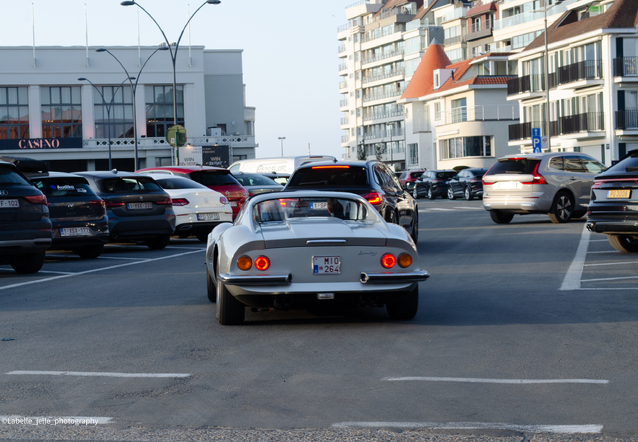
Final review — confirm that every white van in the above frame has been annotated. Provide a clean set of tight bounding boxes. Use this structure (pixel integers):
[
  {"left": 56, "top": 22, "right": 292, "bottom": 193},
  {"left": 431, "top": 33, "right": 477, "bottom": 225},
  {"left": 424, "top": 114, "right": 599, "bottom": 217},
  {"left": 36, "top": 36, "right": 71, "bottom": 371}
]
[{"left": 229, "top": 155, "right": 336, "bottom": 175}]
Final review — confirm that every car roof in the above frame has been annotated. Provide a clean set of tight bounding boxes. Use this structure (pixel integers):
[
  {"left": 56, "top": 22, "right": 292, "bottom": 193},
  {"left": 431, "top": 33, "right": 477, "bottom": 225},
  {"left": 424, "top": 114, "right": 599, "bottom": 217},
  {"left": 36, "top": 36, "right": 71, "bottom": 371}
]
[
  {"left": 294, "top": 160, "right": 377, "bottom": 170},
  {"left": 138, "top": 166, "right": 227, "bottom": 173},
  {"left": 37, "top": 171, "right": 87, "bottom": 179},
  {"left": 75, "top": 170, "right": 152, "bottom": 179}
]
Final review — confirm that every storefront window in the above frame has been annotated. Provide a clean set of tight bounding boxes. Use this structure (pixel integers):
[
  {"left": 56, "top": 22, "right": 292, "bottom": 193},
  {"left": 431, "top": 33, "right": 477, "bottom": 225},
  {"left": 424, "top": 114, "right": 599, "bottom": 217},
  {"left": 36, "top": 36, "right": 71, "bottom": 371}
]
[
  {"left": 0, "top": 87, "right": 29, "bottom": 140},
  {"left": 145, "top": 85, "right": 184, "bottom": 138},
  {"left": 41, "top": 87, "right": 82, "bottom": 138}
]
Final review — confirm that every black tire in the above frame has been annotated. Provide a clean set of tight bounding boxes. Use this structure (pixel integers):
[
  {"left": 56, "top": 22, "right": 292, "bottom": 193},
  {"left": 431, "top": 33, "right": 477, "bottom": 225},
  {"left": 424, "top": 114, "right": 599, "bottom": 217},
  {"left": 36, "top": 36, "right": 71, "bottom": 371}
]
[
  {"left": 387, "top": 210, "right": 397, "bottom": 224},
  {"left": 206, "top": 267, "right": 217, "bottom": 302},
  {"left": 146, "top": 234, "right": 170, "bottom": 250},
  {"left": 386, "top": 285, "right": 418, "bottom": 320},
  {"left": 10, "top": 251, "right": 46, "bottom": 274},
  {"left": 410, "top": 210, "right": 418, "bottom": 243},
  {"left": 489, "top": 210, "right": 514, "bottom": 224},
  {"left": 196, "top": 232, "right": 209, "bottom": 243},
  {"left": 427, "top": 187, "right": 435, "bottom": 200},
  {"left": 76, "top": 244, "right": 104, "bottom": 259},
  {"left": 447, "top": 187, "right": 456, "bottom": 200},
  {"left": 548, "top": 191, "right": 574, "bottom": 224},
  {"left": 216, "top": 269, "right": 245, "bottom": 325},
  {"left": 608, "top": 235, "right": 638, "bottom": 253},
  {"left": 572, "top": 210, "right": 586, "bottom": 220},
  {"left": 465, "top": 186, "right": 473, "bottom": 201},
  {"left": 413, "top": 187, "right": 419, "bottom": 199}
]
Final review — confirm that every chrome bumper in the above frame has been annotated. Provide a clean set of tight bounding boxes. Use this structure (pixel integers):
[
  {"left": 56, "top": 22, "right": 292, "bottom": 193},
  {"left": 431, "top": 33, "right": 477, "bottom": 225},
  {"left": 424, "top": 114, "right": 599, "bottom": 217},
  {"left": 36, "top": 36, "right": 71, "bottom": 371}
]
[
  {"left": 219, "top": 273, "right": 292, "bottom": 286},
  {"left": 360, "top": 270, "right": 429, "bottom": 284}
]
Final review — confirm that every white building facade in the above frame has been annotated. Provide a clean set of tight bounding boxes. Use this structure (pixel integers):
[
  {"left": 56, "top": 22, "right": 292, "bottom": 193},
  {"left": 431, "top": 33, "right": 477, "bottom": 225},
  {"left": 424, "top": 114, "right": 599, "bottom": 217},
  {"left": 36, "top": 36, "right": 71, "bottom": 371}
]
[{"left": 0, "top": 46, "right": 256, "bottom": 172}]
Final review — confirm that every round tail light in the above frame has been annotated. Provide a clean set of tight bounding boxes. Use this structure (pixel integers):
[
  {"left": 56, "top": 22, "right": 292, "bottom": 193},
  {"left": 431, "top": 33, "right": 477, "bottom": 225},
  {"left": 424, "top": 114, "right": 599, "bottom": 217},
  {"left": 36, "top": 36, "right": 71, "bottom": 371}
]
[
  {"left": 254, "top": 256, "right": 270, "bottom": 271},
  {"left": 398, "top": 253, "right": 412, "bottom": 268},
  {"left": 237, "top": 256, "right": 252, "bottom": 271},
  {"left": 381, "top": 253, "right": 396, "bottom": 269}
]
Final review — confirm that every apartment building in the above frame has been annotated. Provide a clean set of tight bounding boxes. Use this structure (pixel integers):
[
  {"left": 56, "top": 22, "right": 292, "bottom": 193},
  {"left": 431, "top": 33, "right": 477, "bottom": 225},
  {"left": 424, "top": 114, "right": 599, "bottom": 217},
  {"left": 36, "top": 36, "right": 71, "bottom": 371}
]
[{"left": 338, "top": 0, "right": 616, "bottom": 170}]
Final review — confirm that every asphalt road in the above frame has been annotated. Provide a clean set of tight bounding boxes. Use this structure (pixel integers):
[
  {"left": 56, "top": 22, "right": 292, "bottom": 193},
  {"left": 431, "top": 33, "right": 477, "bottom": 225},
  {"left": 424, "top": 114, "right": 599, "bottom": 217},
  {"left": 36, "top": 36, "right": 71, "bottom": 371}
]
[{"left": 1, "top": 198, "right": 638, "bottom": 441}]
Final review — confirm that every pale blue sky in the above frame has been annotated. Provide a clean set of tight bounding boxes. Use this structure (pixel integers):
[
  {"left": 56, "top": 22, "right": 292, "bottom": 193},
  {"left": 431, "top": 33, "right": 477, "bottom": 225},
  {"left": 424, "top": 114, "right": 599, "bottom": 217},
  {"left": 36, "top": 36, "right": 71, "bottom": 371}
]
[{"left": 1, "top": 0, "right": 352, "bottom": 159}]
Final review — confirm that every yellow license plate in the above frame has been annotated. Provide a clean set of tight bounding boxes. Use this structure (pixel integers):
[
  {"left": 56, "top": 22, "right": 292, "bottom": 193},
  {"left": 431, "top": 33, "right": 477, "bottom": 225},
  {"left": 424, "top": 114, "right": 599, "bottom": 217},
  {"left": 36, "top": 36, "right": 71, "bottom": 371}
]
[{"left": 607, "top": 189, "right": 631, "bottom": 199}]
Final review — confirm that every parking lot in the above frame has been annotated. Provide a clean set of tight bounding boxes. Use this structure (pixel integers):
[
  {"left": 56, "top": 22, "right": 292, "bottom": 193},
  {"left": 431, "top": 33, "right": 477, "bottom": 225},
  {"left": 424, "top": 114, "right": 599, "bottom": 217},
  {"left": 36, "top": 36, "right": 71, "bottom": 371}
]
[{"left": 1, "top": 199, "right": 637, "bottom": 441}]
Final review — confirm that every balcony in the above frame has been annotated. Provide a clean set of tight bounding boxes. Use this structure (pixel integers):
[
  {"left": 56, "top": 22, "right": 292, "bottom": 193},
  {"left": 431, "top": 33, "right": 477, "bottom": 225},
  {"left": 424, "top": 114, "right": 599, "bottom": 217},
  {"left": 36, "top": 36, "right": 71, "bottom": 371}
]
[
  {"left": 465, "top": 18, "right": 493, "bottom": 42},
  {"left": 616, "top": 110, "right": 638, "bottom": 131},
  {"left": 507, "top": 75, "right": 546, "bottom": 99},
  {"left": 339, "top": 81, "right": 348, "bottom": 90},
  {"left": 363, "top": 128, "right": 405, "bottom": 141},
  {"left": 437, "top": 105, "right": 519, "bottom": 126},
  {"left": 508, "top": 113, "right": 604, "bottom": 142},
  {"left": 549, "top": 59, "right": 603, "bottom": 89},
  {"left": 363, "top": 108, "right": 403, "bottom": 122},
  {"left": 340, "top": 99, "right": 349, "bottom": 108},
  {"left": 339, "top": 63, "right": 348, "bottom": 73},
  {"left": 341, "top": 117, "right": 350, "bottom": 126},
  {"left": 338, "top": 45, "right": 346, "bottom": 54},
  {"left": 361, "top": 50, "right": 404, "bottom": 66},
  {"left": 362, "top": 68, "right": 405, "bottom": 85},
  {"left": 559, "top": 112, "right": 604, "bottom": 135},
  {"left": 362, "top": 88, "right": 405, "bottom": 103},
  {"left": 613, "top": 57, "right": 638, "bottom": 85}
]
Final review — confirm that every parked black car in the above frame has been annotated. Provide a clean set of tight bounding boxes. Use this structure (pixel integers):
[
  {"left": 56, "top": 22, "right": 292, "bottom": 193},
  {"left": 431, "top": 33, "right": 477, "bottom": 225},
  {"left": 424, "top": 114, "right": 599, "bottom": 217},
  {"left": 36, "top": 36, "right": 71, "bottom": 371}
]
[
  {"left": 586, "top": 151, "right": 638, "bottom": 253},
  {"left": 412, "top": 170, "right": 457, "bottom": 200},
  {"left": 30, "top": 172, "right": 109, "bottom": 259},
  {"left": 447, "top": 168, "right": 488, "bottom": 200},
  {"left": 0, "top": 161, "right": 52, "bottom": 273},
  {"left": 75, "top": 171, "right": 176, "bottom": 250},
  {"left": 284, "top": 160, "right": 418, "bottom": 242}
]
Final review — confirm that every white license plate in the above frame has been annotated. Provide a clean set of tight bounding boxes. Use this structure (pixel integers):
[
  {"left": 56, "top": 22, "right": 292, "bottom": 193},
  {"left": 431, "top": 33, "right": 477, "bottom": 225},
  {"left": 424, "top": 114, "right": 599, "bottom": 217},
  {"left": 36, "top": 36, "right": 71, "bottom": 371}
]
[
  {"left": 197, "top": 213, "right": 221, "bottom": 221},
  {"left": 60, "top": 227, "right": 91, "bottom": 237},
  {"left": 494, "top": 181, "right": 522, "bottom": 190},
  {"left": 0, "top": 199, "right": 19, "bottom": 208},
  {"left": 127, "top": 202, "right": 153, "bottom": 210},
  {"left": 313, "top": 256, "right": 340, "bottom": 275},
  {"left": 230, "top": 201, "right": 237, "bottom": 207},
  {"left": 311, "top": 202, "right": 328, "bottom": 210}
]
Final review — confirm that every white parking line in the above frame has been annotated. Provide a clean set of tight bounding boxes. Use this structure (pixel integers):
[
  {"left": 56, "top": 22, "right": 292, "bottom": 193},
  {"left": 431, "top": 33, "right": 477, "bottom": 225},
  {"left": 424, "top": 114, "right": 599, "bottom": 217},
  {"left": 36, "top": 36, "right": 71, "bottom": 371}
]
[
  {"left": 584, "top": 261, "right": 638, "bottom": 267},
  {"left": 453, "top": 207, "right": 483, "bottom": 210},
  {"left": 6, "top": 370, "right": 190, "bottom": 378},
  {"left": 581, "top": 275, "right": 638, "bottom": 283},
  {"left": 27, "top": 270, "right": 76, "bottom": 275},
  {"left": 382, "top": 376, "right": 608, "bottom": 384},
  {"left": 0, "top": 415, "right": 112, "bottom": 425},
  {"left": 0, "top": 249, "right": 204, "bottom": 291},
  {"left": 588, "top": 251, "right": 619, "bottom": 254},
  {"left": 560, "top": 224, "right": 591, "bottom": 291},
  {"left": 97, "top": 256, "right": 151, "bottom": 261},
  {"left": 332, "top": 422, "right": 602, "bottom": 434}
]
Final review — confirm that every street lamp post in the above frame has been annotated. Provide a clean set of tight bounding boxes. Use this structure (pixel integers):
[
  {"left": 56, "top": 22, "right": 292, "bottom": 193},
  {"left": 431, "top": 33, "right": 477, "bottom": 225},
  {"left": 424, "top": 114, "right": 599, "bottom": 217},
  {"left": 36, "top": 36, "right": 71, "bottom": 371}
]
[
  {"left": 96, "top": 46, "right": 168, "bottom": 170},
  {"left": 543, "top": 1, "right": 559, "bottom": 152},
  {"left": 278, "top": 137, "right": 286, "bottom": 156},
  {"left": 78, "top": 76, "right": 135, "bottom": 171},
  {"left": 121, "top": 0, "right": 221, "bottom": 166},
  {"left": 387, "top": 122, "right": 395, "bottom": 168}
]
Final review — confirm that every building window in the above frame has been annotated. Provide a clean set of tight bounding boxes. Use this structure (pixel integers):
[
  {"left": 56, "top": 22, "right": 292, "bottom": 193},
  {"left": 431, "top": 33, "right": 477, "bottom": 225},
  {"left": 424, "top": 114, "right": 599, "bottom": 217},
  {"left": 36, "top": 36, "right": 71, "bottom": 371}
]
[
  {"left": 41, "top": 86, "right": 82, "bottom": 138},
  {"left": 244, "top": 120, "right": 254, "bottom": 136},
  {"left": 0, "top": 87, "right": 29, "bottom": 140},
  {"left": 94, "top": 85, "right": 134, "bottom": 139},
  {"left": 408, "top": 143, "right": 419, "bottom": 165},
  {"left": 145, "top": 85, "right": 184, "bottom": 138},
  {"left": 440, "top": 136, "right": 493, "bottom": 159}
]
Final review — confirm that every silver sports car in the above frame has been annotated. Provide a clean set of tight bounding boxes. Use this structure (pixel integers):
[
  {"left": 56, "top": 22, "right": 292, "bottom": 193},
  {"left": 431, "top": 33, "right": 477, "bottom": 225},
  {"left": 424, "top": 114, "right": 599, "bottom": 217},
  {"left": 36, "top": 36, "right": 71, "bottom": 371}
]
[{"left": 205, "top": 190, "right": 429, "bottom": 325}]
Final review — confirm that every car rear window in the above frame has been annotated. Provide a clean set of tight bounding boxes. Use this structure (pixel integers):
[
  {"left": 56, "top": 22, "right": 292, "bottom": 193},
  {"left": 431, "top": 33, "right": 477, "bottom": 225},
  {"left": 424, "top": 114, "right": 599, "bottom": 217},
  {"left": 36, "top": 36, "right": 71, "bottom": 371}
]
[
  {"left": 254, "top": 197, "right": 368, "bottom": 223},
  {"left": 411, "top": 171, "right": 424, "bottom": 179},
  {"left": 603, "top": 155, "right": 638, "bottom": 174},
  {"left": 436, "top": 172, "right": 456, "bottom": 179},
  {"left": 190, "top": 171, "right": 240, "bottom": 186},
  {"left": 487, "top": 158, "right": 540, "bottom": 175},
  {"left": 234, "top": 174, "right": 280, "bottom": 186},
  {"left": 0, "top": 166, "right": 31, "bottom": 186},
  {"left": 287, "top": 166, "right": 368, "bottom": 187},
  {"left": 470, "top": 170, "right": 486, "bottom": 177},
  {"left": 99, "top": 177, "right": 163, "bottom": 193},
  {"left": 153, "top": 176, "right": 209, "bottom": 190},
  {"left": 32, "top": 177, "right": 97, "bottom": 197}
]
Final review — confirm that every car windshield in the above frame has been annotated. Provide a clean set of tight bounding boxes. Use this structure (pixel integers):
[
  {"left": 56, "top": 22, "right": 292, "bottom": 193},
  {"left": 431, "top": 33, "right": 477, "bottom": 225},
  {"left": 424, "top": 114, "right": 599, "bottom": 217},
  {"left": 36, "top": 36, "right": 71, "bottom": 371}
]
[
  {"left": 190, "top": 171, "right": 240, "bottom": 186},
  {"left": 287, "top": 166, "right": 368, "bottom": 187},
  {"left": 32, "top": 177, "right": 97, "bottom": 197},
  {"left": 253, "top": 197, "right": 368, "bottom": 223},
  {"left": 153, "top": 176, "right": 209, "bottom": 190},
  {"left": 234, "top": 174, "right": 280, "bottom": 186},
  {"left": 488, "top": 158, "right": 540, "bottom": 175},
  {"left": 436, "top": 172, "right": 456, "bottom": 179},
  {"left": 99, "top": 177, "right": 163, "bottom": 193},
  {"left": 0, "top": 166, "right": 30, "bottom": 186}
]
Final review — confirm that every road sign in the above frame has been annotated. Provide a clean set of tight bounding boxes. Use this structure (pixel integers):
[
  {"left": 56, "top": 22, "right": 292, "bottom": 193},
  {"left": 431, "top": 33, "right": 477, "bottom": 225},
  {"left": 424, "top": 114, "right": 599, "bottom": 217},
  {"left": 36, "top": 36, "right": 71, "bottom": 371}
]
[
  {"left": 532, "top": 128, "right": 541, "bottom": 153},
  {"left": 167, "top": 125, "right": 187, "bottom": 148}
]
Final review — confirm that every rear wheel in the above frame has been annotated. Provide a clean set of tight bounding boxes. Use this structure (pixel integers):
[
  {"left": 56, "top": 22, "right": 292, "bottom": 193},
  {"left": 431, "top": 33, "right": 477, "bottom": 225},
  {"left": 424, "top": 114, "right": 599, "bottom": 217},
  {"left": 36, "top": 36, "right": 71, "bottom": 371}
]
[
  {"left": 427, "top": 187, "right": 435, "bottom": 200},
  {"left": 410, "top": 211, "right": 418, "bottom": 243},
  {"left": 386, "top": 286, "right": 419, "bottom": 320},
  {"left": 206, "top": 267, "right": 217, "bottom": 302},
  {"left": 413, "top": 187, "right": 419, "bottom": 199},
  {"left": 608, "top": 235, "right": 638, "bottom": 253},
  {"left": 146, "top": 234, "right": 170, "bottom": 250},
  {"left": 10, "top": 251, "right": 46, "bottom": 274},
  {"left": 447, "top": 187, "right": 456, "bottom": 200},
  {"left": 464, "top": 186, "right": 473, "bottom": 201},
  {"left": 76, "top": 244, "right": 104, "bottom": 259},
  {"left": 548, "top": 191, "right": 574, "bottom": 224},
  {"left": 489, "top": 210, "right": 514, "bottom": 224},
  {"left": 216, "top": 268, "right": 245, "bottom": 325}
]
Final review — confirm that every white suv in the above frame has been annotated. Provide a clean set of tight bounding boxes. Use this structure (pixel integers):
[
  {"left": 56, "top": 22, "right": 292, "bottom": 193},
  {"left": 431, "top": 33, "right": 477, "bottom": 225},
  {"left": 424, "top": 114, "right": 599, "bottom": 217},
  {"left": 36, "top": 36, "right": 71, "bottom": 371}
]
[{"left": 482, "top": 153, "right": 606, "bottom": 224}]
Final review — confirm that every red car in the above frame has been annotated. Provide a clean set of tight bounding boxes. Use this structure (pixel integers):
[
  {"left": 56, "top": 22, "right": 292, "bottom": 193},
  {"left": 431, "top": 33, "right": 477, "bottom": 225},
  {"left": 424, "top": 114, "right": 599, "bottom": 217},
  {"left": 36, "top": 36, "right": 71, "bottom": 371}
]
[
  {"left": 136, "top": 166, "right": 248, "bottom": 219},
  {"left": 398, "top": 169, "right": 426, "bottom": 191}
]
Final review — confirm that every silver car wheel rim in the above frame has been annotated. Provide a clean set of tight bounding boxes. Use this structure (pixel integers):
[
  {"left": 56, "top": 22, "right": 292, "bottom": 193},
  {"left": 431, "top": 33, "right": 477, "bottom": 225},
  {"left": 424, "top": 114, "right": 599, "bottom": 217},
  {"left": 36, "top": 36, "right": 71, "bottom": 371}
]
[
  {"left": 448, "top": 188, "right": 453, "bottom": 199},
  {"left": 557, "top": 196, "right": 572, "bottom": 220},
  {"left": 465, "top": 188, "right": 470, "bottom": 199}
]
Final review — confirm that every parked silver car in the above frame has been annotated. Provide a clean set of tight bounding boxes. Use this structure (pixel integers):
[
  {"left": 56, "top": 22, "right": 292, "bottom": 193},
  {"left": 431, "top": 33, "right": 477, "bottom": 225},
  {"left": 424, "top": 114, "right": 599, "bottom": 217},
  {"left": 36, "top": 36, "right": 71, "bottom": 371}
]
[{"left": 482, "top": 153, "right": 606, "bottom": 224}]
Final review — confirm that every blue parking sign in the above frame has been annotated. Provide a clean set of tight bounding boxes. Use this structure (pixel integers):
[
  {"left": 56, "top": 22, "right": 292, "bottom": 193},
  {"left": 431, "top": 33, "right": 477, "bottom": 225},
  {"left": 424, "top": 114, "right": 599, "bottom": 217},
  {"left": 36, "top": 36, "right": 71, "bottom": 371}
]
[{"left": 532, "top": 128, "right": 541, "bottom": 153}]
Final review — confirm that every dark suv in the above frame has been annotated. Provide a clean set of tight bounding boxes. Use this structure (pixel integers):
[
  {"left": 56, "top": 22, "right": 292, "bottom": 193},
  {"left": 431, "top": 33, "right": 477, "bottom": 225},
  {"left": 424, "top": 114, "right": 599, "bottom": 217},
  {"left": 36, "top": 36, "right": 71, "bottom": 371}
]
[
  {"left": 283, "top": 160, "right": 418, "bottom": 242},
  {"left": 413, "top": 170, "right": 457, "bottom": 199},
  {"left": 76, "top": 171, "right": 176, "bottom": 249},
  {"left": 0, "top": 161, "right": 52, "bottom": 273}
]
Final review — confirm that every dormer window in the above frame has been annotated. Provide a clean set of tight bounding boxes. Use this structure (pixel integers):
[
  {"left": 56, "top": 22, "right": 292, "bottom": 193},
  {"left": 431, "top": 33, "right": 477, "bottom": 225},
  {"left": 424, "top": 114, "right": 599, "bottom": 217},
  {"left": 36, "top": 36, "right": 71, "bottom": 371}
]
[{"left": 434, "top": 73, "right": 440, "bottom": 88}]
